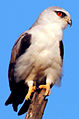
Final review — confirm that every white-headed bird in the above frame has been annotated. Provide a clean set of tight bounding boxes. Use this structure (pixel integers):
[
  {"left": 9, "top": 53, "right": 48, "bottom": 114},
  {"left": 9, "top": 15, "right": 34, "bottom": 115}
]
[{"left": 5, "top": 6, "right": 72, "bottom": 115}]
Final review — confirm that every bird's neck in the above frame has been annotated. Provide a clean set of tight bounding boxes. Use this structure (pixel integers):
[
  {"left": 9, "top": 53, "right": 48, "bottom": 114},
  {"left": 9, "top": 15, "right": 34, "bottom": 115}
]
[{"left": 31, "top": 23, "right": 63, "bottom": 41}]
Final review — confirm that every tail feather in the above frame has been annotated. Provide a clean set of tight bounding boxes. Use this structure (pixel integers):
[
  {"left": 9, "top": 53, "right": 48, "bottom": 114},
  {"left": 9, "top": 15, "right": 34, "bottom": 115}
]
[
  {"left": 5, "top": 81, "right": 28, "bottom": 113},
  {"left": 18, "top": 100, "right": 31, "bottom": 115},
  {"left": 5, "top": 93, "right": 13, "bottom": 105}
]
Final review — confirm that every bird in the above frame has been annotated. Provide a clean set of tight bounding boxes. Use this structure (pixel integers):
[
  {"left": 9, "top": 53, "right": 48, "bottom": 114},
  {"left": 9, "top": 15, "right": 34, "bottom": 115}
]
[{"left": 5, "top": 6, "right": 72, "bottom": 115}]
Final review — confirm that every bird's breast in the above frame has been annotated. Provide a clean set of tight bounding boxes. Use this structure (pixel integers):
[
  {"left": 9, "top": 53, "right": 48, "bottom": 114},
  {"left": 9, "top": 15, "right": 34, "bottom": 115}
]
[
  {"left": 14, "top": 29, "right": 62, "bottom": 83},
  {"left": 30, "top": 40, "right": 61, "bottom": 70}
]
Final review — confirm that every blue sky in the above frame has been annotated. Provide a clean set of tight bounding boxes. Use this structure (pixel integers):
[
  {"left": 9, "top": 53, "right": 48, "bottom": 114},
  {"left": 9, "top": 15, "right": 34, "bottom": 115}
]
[{"left": 0, "top": 0, "right": 79, "bottom": 119}]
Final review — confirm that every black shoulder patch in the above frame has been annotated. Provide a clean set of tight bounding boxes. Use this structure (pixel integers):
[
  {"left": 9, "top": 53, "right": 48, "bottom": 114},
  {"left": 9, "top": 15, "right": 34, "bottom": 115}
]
[
  {"left": 59, "top": 40, "right": 64, "bottom": 60},
  {"left": 16, "top": 33, "right": 31, "bottom": 59}
]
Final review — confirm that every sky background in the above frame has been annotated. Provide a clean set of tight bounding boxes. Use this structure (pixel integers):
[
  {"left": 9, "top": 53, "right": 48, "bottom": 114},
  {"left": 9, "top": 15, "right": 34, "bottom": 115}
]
[{"left": 0, "top": 0, "right": 79, "bottom": 119}]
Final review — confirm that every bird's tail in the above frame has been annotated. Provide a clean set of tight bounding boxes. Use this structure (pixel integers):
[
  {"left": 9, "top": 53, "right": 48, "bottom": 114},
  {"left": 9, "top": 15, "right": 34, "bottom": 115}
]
[
  {"left": 5, "top": 93, "right": 12, "bottom": 105},
  {"left": 18, "top": 100, "right": 31, "bottom": 115},
  {"left": 5, "top": 92, "right": 31, "bottom": 115},
  {"left": 5, "top": 82, "right": 32, "bottom": 115},
  {"left": 5, "top": 92, "right": 20, "bottom": 111}
]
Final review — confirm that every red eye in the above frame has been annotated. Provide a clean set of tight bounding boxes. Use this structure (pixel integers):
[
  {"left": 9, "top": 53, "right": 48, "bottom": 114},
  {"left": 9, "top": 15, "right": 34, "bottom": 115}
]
[{"left": 57, "top": 12, "right": 62, "bottom": 17}]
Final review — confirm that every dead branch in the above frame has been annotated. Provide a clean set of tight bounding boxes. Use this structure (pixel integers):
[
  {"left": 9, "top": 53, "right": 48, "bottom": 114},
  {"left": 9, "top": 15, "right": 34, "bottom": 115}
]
[{"left": 25, "top": 89, "right": 48, "bottom": 119}]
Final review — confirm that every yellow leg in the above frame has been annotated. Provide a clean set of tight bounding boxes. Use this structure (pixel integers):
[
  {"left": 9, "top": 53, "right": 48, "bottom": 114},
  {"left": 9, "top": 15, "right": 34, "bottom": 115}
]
[
  {"left": 25, "top": 86, "right": 36, "bottom": 100},
  {"left": 39, "top": 83, "right": 50, "bottom": 96}
]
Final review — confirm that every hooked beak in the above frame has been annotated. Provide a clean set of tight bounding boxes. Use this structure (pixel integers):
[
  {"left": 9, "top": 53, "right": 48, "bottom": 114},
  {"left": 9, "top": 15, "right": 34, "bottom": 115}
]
[{"left": 67, "top": 19, "right": 72, "bottom": 27}]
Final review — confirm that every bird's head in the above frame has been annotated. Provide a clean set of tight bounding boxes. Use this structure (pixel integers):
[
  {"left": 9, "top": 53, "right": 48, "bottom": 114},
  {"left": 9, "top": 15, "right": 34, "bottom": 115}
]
[{"left": 36, "top": 6, "right": 72, "bottom": 30}]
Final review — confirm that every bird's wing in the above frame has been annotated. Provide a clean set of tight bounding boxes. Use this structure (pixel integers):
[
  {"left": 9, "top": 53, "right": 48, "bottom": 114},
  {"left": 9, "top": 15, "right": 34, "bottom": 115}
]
[
  {"left": 59, "top": 40, "right": 64, "bottom": 60},
  {"left": 8, "top": 32, "right": 31, "bottom": 90}
]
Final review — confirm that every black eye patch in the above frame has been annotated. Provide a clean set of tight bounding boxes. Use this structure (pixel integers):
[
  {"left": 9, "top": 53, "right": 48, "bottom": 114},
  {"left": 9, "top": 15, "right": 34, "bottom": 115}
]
[{"left": 55, "top": 11, "right": 67, "bottom": 18}]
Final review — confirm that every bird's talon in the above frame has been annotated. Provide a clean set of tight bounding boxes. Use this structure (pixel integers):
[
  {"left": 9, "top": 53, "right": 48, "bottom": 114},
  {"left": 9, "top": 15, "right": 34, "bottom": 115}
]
[
  {"left": 25, "top": 86, "right": 36, "bottom": 100},
  {"left": 39, "top": 83, "right": 50, "bottom": 96}
]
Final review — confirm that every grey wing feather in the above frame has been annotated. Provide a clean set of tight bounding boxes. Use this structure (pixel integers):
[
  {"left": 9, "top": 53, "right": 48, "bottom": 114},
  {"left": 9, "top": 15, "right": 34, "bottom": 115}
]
[
  {"left": 5, "top": 32, "right": 31, "bottom": 112},
  {"left": 8, "top": 32, "right": 31, "bottom": 90}
]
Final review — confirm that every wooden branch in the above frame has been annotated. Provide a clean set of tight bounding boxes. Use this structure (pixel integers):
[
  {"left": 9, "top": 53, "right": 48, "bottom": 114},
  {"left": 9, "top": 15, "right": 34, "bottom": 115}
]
[{"left": 25, "top": 89, "right": 48, "bottom": 119}]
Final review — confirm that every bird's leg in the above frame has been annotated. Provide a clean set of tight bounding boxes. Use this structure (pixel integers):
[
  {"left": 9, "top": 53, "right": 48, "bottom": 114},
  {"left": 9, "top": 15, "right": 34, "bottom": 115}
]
[
  {"left": 25, "top": 80, "right": 36, "bottom": 100},
  {"left": 39, "top": 83, "right": 50, "bottom": 96},
  {"left": 25, "top": 86, "right": 36, "bottom": 100}
]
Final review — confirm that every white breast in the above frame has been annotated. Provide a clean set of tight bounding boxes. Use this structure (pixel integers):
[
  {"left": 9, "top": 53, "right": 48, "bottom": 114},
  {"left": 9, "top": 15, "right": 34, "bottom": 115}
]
[{"left": 14, "top": 24, "right": 63, "bottom": 84}]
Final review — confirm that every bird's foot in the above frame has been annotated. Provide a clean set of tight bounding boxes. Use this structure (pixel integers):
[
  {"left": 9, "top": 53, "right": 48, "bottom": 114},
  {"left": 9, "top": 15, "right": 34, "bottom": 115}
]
[
  {"left": 39, "top": 83, "right": 50, "bottom": 96},
  {"left": 25, "top": 86, "right": 36, "bottom": 100}
]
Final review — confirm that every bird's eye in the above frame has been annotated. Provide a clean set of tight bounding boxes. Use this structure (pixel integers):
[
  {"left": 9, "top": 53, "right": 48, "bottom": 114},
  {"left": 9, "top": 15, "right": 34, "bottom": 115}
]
[
  {"left": 57, "top": 12, "right": 62, "bottom": 17},
  {"left": 55, "top": 11, "right": 67, "bottom": 18}
]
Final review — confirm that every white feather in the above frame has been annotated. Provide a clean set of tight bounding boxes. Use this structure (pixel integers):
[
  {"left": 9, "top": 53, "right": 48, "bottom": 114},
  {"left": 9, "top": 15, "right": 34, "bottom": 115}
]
[{"left": 14, "top": 6, "right": 71, "bottom": 86}]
